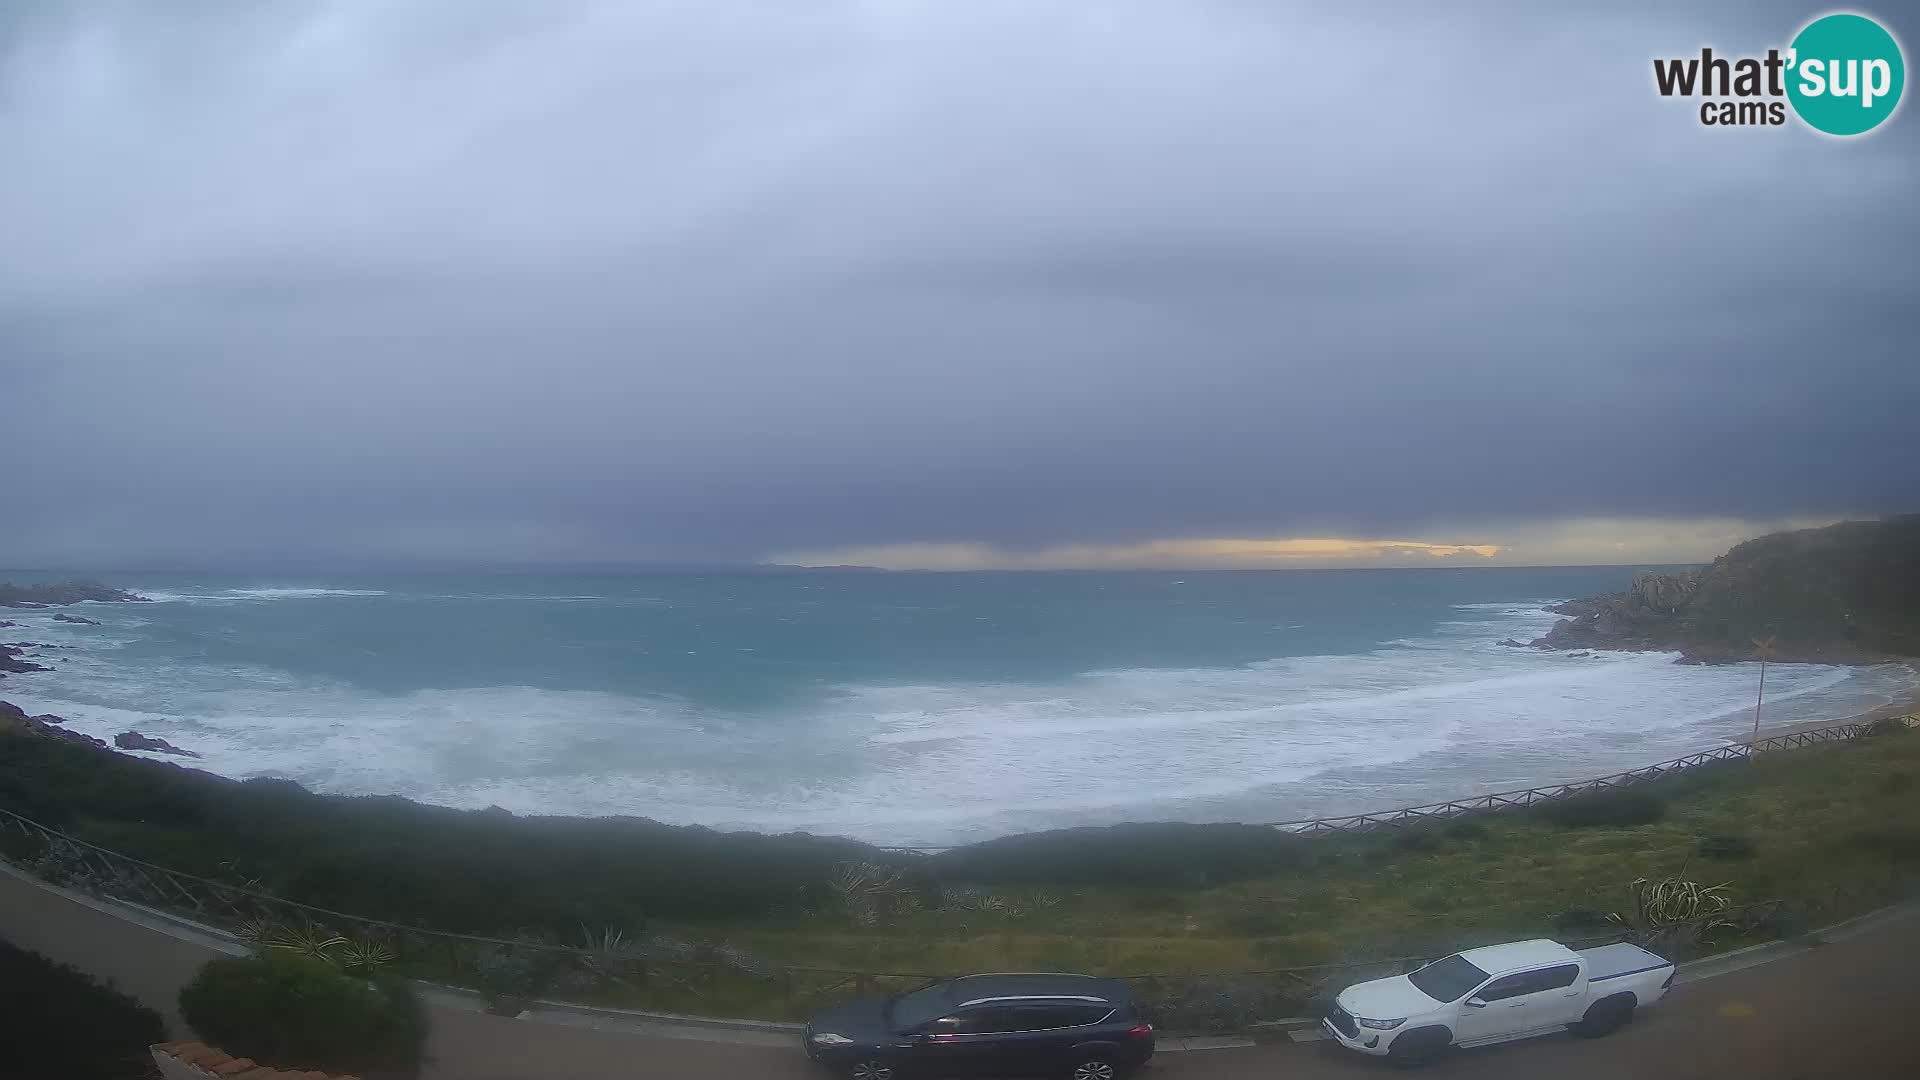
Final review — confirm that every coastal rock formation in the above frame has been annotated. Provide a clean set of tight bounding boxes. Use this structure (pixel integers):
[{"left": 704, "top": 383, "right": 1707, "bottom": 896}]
[
  {"left": 1521, "top": 515, "right": 1920, "bottom": 664},
  {"left": 0, "top": 580, "right": 148, "bottom": 608},
  {"left": 115, "top": 731, "right": 200, "bottom": 757},
  {"left": 0, "top": 701, "right": 108, "bottom": 749},
  {"left": 51, "top": 613, "right": 101, "bottom": 625},
  {"left": 0, "top": 643, "right": 53, "bottom": 676},
  {"left": 0, "top": 620, "right": 16, "bottom": 628}
]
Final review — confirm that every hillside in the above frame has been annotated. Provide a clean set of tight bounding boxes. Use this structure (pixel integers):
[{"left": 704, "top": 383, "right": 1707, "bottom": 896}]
[{"left": 1528, "top": 515, "right": 1920, "bottom": 663}]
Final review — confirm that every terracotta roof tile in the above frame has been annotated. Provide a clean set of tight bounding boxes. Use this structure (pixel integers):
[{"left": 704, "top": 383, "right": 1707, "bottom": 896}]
[{"left": 153, "top": 1043, "right": 363, "bottom": 1080}]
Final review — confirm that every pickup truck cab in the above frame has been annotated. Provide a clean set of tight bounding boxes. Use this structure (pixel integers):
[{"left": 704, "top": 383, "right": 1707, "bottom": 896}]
[{"left": 1324, "top": 939, "right": 1674, "bottom": 1065}]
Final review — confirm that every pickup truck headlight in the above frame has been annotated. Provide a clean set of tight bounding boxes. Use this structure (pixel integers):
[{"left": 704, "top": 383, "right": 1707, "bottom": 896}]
[
  {"left": 809, "top": 1032, "right": 855, "bottom": 1047},
  {"left": 1357, "top": 1016, "right": 1406, "bottom": 1030}
]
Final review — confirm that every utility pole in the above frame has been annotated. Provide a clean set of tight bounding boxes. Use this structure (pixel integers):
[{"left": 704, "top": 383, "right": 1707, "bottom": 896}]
[{"left": 1749, "top": 635, "right": 1776, "bottom": 757}]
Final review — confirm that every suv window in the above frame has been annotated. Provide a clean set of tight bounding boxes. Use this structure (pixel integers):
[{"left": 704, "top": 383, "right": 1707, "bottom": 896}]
[
  {"left": 924, "top": 1008, "right": 1015, "bottom": 1034},
  {"left": 1534, "top": 964, "right": 1580, "bottom": 991},
  {"left": 1006, "top": 1004, "right": 1111, "bottom": 1030}
]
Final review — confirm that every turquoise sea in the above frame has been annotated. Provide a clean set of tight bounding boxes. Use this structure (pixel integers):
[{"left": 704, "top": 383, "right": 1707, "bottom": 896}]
[{"left": 2, "top": 567, "right": 1912, "bottom": 845}]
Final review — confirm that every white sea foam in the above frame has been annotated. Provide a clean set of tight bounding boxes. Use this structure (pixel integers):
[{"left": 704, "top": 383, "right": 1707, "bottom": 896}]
[
  {"left": 7, "top": 599, "right": 1914, "bottom": 846},
  {"left": 135, "top": 587, "right": 387, "bottom": 602}
]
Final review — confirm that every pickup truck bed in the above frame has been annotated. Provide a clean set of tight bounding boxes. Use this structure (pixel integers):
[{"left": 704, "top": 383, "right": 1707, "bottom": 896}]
[{"left": 1578, "top": 942, "right": 1673, "bottom": 983}]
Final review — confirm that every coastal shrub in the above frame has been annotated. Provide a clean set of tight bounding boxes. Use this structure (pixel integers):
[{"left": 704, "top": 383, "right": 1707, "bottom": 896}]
[
  {"left": 1442, "top": 819, "right": 1489, "bottom": 841},
  {"left": 1698, "top": 833, "right": 1757, "bottom": 860},
  {"left": 0, "top": 734, "right": 886, "bottom": 928},
  {"left": 465, "top": 941, "right": 561, "bottom": 1014},
  {"left": 180, "top": 953, "right": 428, "bottom": 1077},
  {"left": 1551, "top": 908, "right": 1613, "bottom": 935},
  {"left": 1537, "top": 790, "right": 1666, "bottom": 829},
  {"left": 1879, "top": 771, "right": 1914, "bottom": 796},
  {"left": 1843, "top": 826, "right": 1920, "bottom": 860},
  {"left": 926, "top": 822, "right": 1312, "bottom": 888},
  {"left": 1, "top": 939, "right": 166, "bottom": 1080},
  {"left": 1222, "top": 908, "right": 1288, "bottom": 936},
  {"left": 1392, "top": 828, "right": 1443, "bottom": 853}
]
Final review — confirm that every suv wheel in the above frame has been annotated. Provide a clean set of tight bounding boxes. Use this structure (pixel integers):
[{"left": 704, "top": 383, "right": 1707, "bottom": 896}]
[
  {"left": 849, "top": 1059, "right": 894, "bottom": 1080},
  {"left": 1068, "top": 1055, "right": 1118, "bottom": 1080}
]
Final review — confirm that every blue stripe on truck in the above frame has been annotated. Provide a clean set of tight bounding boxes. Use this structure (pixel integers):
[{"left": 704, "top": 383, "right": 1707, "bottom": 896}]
[{"left": 1591, "top": 962, "right": 1673, "bottom": 982}]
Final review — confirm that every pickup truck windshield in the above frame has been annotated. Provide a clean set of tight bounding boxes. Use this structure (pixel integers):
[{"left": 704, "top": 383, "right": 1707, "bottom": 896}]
[{"left": 1407, "top": 954, "right": 1491, "bottom": 1002}]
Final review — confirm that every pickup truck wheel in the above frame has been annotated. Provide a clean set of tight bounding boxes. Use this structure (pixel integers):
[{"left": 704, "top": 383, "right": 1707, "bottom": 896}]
[
  {"left": 1387, "top": 1026, "right": 1453, "bottom": 1067},
  {"left": 1572, "top": 995, "right": 1636, "bottom": 1038},
  {"left": 847, "top": 1059, "right": 895, "bottom": 1080}
]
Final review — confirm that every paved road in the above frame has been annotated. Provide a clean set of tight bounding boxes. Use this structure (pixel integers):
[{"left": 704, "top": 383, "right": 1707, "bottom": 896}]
[{"left": 3, "top": 862, "right": 1915, "bottom": 1079}]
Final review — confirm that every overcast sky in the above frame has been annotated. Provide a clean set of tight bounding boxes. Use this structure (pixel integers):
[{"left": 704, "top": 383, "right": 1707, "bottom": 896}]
[{"left": 3, "top": 1, "right": 1915, "bottom": 570}]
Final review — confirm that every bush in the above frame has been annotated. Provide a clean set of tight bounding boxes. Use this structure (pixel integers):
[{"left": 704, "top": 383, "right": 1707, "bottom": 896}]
[
  {"left": 180, "top": 953, "right": 427, "bottom": 1077},
  {"left": 926, "top": 822, "right": 1311, "bottom": 888},
  {"left": 1879, "top": 772, "right": 1914, "bottom": 796},
  {"left": 0, "top": 939, "right": 165, "bottom": 1080},
  {"left": 1537, "top": 790, "right": 1666, "bottom": 829},
  {"left": 1442, "top": 819, "right": 1489, "bottom": 840},
  {"left": 1222, "top": 908, "right": 1287, "bottom": 936},
  {"left": 1551, "top": 908, "right": 1613, "bottom": 935},
  {"left": 1698, "top": 833, "right": 1757, "bottom": 860},
  {"left": 1392, "top": 829, "right": 1443, "bottom": 853},
  {"left": 1843, "top": 826, "right": 1920, "bottom": 860}
]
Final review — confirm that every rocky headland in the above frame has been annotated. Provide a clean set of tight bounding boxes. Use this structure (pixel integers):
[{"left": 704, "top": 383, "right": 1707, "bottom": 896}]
[
  {"left": 1511, "top": 515, "right": 1920, "bottom": 665},
  {"left": 0, "top": 580, "right": 149, "bottom": 608}
]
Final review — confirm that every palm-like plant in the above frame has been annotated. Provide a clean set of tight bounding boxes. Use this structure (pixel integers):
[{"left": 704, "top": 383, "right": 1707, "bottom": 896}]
[
  {"left": 267, "top": 918, "right": 347, "bottom": 959},
  {"left": 576, "top": 926, "right": 646, "bottom": 988},
  {"left": 337, "top": 937, "right": 395, "bottom": 977}
]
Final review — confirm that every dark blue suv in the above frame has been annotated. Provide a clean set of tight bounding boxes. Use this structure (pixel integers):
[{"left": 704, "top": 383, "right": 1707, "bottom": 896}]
[{"left": 803, "top": 973, "right": 1155, "bottom": 1080}]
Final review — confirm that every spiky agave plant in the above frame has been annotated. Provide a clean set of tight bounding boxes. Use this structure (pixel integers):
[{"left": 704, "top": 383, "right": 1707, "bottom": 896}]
[
  {"left": 337, "top": 937, "right": 395, "bottom": 977},
  {"left": 1612, "top": 875, "right": 1734, "bottom": 929},
  {"left": 576, "top": 926, "right": 646, "bottom": 987},
  {"left": 267, "top": 918, "right": 347, "bottom": 960}
]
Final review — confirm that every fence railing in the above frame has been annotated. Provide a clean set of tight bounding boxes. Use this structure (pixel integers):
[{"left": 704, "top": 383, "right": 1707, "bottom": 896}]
[
  {"left": 0, "top": 714, "right": 1909, "bottom": 1030},
  {"left": 879, "top": 718, "right": 1901, "bottom": 851}
]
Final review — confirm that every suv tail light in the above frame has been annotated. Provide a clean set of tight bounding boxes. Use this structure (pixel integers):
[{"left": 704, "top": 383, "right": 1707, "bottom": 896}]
[{"left": 1127, "top": 1023, "right": 1153, "bottom": 1040}]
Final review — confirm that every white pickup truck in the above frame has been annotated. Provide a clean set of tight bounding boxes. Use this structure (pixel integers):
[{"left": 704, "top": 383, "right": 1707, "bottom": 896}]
[{"left": 1323, "top": 938, "right": 1674, "bottom": 1065}]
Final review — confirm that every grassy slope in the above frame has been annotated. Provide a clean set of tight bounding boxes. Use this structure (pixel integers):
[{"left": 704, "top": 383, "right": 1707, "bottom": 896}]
[
  {"left": 718, "top": 728, "right": 1920, "bottom": 979},
  {"left": 1, "top": 723, "right": 1915, "bottom": 1019}
]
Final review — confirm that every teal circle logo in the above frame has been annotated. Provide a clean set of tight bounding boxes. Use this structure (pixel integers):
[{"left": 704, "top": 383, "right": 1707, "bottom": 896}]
[{"left": 1787, "top": 13, "right": 1905, "bottom": 136}]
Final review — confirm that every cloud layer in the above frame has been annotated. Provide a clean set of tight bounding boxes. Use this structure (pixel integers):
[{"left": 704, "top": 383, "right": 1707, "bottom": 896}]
[{"left": 2, "top": 2, "right": 1915, "bottom": 568}]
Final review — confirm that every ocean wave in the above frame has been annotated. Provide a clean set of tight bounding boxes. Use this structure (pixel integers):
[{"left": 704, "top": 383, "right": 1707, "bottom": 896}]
[
  {"left": 10, "top": 597, "right": 1913, "bottom": 845},
  {"left": 137, "top": 587, "right": 388, "bottom": 603}
]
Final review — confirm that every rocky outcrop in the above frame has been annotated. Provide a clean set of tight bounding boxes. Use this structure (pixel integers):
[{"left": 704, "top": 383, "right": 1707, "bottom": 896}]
[
  {"left": 0, "top": 620, "right": 16, "bottom": 628},
  {"left": 1520, "top": 516, "right": 1920, "bottom": 665},
  {"left": 114, "top": 731, "right": 200, "bottom": 757},
  {"left": 0, "top": 700, "right": 107, "bottom": 749},
  {"left": 0, "top": 643, "right": 53, "bottom": 676},
  {"left": 50, "top": 613, "right": 101, "bottom": 625},
  {"left": 0, "top": 580, "right": 149, "bottom": 608}
]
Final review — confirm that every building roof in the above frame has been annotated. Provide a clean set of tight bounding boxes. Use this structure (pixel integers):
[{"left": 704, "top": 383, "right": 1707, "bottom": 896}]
[{"left": 1458, "top": 939, "right": 1578, "bottom": 974}]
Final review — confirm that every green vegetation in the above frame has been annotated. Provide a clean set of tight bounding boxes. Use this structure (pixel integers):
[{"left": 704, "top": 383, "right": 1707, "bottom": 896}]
[
  {"left": 180, "top": 953, "right": 428, "bottom": 1078},
  {"left": 2, "top": 720, "right": 1917, "bottom": 1024},
  {"left": 0, "top": 937, "right": 167, "bottom": 1080},
  {"left": 1684, "top": 515, "right": 1920, "bottom": 656}
]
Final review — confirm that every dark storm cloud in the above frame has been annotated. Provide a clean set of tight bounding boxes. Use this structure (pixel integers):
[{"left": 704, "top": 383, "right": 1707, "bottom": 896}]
[{"left": 2, "top": 1, "right": 1916, "bottom": 567}]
